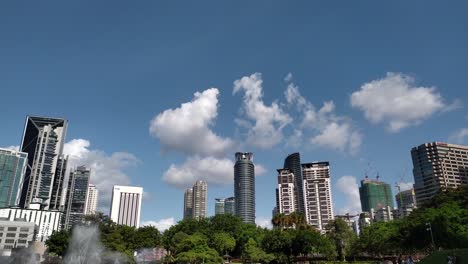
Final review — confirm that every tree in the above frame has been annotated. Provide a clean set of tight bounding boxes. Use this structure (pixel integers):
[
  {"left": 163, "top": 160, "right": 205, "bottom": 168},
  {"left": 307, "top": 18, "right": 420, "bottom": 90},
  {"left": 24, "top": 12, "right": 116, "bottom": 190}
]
[
  {"left": 212, "top": 232, "right": 236, "bottom": 255},
  {"left": 45, "top": 229, "right": 71, "bottom": 256},
  {"left": 134, "top": 225, "right": 161, "bottom": 249},
  {"left": 326, "top": 218, "right": 357, "bottom": 261},
  {"left": 244, "top": 238, "right": 274, "bottom": 263}
]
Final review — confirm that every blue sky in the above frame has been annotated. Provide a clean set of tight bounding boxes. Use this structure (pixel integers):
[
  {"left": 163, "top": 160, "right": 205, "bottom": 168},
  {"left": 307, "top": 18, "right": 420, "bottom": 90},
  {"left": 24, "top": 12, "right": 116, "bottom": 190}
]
[{"left": 1, "top": 1, "right": 467, "bottom": 230}]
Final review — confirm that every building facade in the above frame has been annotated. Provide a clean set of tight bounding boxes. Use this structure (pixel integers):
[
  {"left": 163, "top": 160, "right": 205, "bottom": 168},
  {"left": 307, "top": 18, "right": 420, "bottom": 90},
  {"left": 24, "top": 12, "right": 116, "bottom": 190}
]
[
  {"left": 64, "top": 166, "right": 90, "bottom": 229},
  {"left": 0, "top": 218, "right": 36, "bottom": 256},
  {"left": 19, "top": 116, "right": 68, "bottom": 209},
  {"left": 192, "top": 180, "right": 207, "bottom": 219},
  {"left": 359, "top": 179, "right": 394, "bottom": 212},
  {"left": 85, "top": 184, "right": 98, "bottom": 215},
  {"left": 224, "top": 197, "right": 235, "bottom": 215},
  {"left": 284, "top": 153, "right": 304, "bottom": 213},
  {"left": 276, "top": 168, "right": 296, "bottom": 215},
  {"left": 234, "top": 152, "right": 255, "bottom": 224},
  {"left": 183, "top": 188, "right": 193, "bottom": 219},
  {"left": 371, "top": 206, "right": 394, "bottom": 222},
  {"left": 411, "top": 142, "right": 468, "bottom": 205},
  {"left": 0, "top": 206, "right": 62, "bottom": 242},
  {"left": 215, "top": 198, "right": 225, "bottom": 215},
  {"left": 49, "top": 156, "right": 68, "bottom": 211},
  {"left": 0, "top": 148, "right": 28, "bottom": 208},
  {"left": 109, "top": 185, "right": 143, "bottom": 228},
  {"left": 395, "top": 189, "right": 417, "bottom": 209},
  {"left": 302, "top": 162, "right": 334, "bottom": 232}
]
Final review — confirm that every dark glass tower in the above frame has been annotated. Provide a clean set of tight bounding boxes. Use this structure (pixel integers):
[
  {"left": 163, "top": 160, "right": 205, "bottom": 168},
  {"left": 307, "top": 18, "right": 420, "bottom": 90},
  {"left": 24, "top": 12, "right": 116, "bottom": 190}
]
[
  {"left": 19, "top": 116, "right": 68, "bottom": 209},
  {"left": 284, "top": 153, "right": 304, "bottom": 213},
  {"left": 234, "top": 152, "right": 255, "bottom": 224},
  {"left": 64, "top": 166, "right": 90, "bottom": 229}
]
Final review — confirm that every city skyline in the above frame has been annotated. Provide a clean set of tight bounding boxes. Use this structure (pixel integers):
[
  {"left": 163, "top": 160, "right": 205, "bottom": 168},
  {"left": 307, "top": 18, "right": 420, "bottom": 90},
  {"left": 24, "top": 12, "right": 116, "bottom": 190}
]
[{"left": 1, "top": 1, "right": 467, "bottom": 230}]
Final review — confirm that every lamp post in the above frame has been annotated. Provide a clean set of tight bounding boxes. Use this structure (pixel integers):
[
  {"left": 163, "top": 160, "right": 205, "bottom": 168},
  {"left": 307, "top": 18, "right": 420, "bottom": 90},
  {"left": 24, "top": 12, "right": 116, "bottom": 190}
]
[{"left": 425, "top": 222, "right": 436, "bottom": 250}]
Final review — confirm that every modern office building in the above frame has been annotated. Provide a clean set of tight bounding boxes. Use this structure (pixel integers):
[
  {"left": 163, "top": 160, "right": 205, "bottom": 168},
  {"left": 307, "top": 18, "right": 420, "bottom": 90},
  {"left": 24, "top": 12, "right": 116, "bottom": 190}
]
[
  {"left": 234, "top": 152, "right": 255, "bottom": 224},
  {"left": 0, "top": 148, "right": 28, "bottom": 208},
  {"left": 0, "top": 218, "right": 36, "bottom": 256},
  {"left": 411, "top": 142, "right": 468, "bottom": 205},
  {"left": 276, "top": 168, "right": 296, "bottom": 215},
  {"left": 183, "top": 188, "right": 193, "bottom": 219},
  {"left": 395, "top": 189, "right": 417, "bottom": 209},
  {"left": 19, "top": 116, "right": 68, "bottom": 209},
  {"left": 85, "top": 184, "right": 99, "bottom": 215},
  {"left": 224, "top": 197, "right": 235, "bottom": 215},
  {"left": 302, "top": 162, "right": 334, "bottom": 232},
  {"left": 215, "top": 198, "right": 225, "bottom": 215},
  {"left": 0, "top": 205, "right": 62, "bottom": 242},
  {"left": 284, "top": 153, "right": 304, "bottom": 213},
  {"left": 49, "top": 156, "right": 68, "bottom": 211},
  {"left": 192, "top": 180, "right": 207, "bottom": 219},
  {"left": 359, "top": 179, "right": 394, "bottom": 212},
  {"left": 109, "top": 185, "right": 143, "bottom": 228},
  {"left": 63, "top": 166, "right": 90, "bottom": 229}
]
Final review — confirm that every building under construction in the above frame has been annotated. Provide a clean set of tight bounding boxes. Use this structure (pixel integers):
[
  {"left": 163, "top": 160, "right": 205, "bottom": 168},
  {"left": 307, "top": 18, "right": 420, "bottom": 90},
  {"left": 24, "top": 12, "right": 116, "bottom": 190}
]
[{"left": 359, "top": 178, "right": 394, "bottom": 212}]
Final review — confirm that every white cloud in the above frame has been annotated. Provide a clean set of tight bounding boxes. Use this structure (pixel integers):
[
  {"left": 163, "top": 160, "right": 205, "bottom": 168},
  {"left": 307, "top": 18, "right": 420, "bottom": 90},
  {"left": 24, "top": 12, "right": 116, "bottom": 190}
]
[
  {"left": 335, "top": 176, "right": 361, "bottom": 215},
  {"left": 284, "top": 72, "right": 293, "bottom": 82},
  {"left": 449, "top": 128, "right": 468, "bottom": 144},
  {"left": 233, "top": 73, "right": 293, "bottom": 149},
  {"left": 351, "top": 72, "right": 458, "bottom": 132},
  {"left": 63, "top": 139, "right": 139, "bottom": 212},
  {"left": 256, "top": 216, "right": 273, "bottom": 229},
  {"left": 149, "top": 88, "right": 234, "bottom": 157},
  {"left": 285, "top": 84, "right": 362, "bottom": 154},
  {"left": 3, "top": 145, "right": 20, "bottom": 151},
  {"left": 142, "top": 217, "right": 176, "bottom": 232},
  {"left": 396, "top": 182, "right": 414, "bottom": 192}
]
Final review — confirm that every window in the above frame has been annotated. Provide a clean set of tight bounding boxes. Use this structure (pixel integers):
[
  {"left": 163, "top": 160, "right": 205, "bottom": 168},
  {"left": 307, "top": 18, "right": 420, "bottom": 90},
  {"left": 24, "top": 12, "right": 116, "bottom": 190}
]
[
  {"left": 18, "top": 239, "right": 27, "bottom": 244},
  {"left": 20, "top": 227, "right": 29, "bottom": 232},
  {"left": 6, "top": 233, "right": 16, "bottom": 238},
  {"left": 5, "top": 239, "right": 15, "bottom": 244},
  {"left": 7, "top": 227, "right": 17, "bottom": 231},
  {"left": 19, "top": 234, "right": 28, "bottom": 238}
]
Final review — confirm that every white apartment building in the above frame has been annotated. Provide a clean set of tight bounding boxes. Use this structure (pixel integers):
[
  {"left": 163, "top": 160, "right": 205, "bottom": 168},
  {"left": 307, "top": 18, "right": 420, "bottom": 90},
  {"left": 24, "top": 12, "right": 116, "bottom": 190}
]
[
  {"left": 85, "top": 184, "right": 99, "bottom": 215},
  {"left": 192, "top": 180, "right": 207, "bottom": 219},
  {"left": 109, "top": 185, "right": 143, "bottom": 228},
  {"left": 276, "top": 169, "right": 296, "bottom": 215}
]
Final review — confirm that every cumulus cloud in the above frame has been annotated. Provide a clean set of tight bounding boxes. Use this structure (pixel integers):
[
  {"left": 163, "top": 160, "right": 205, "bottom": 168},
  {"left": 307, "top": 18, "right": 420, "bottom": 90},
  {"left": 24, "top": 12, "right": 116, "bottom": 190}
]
[
  {"left": 142, "top": 217, "right": 176, "bottom": 232},
  {"left": 256, "top": 216, "right": 273, "bottom": 229},
  {"left": 233, "top": 73, "right": 292, "bottom": 149},
  {"left": 63, "top": 139, "right": 139, "bottom": 212},
  {"left": 150, "top": 88, "right": 234, "bottom": 157},
  {"left": 449, "top": 128, "right": 468, "bottom": 144},
  {"left": 351, "top": 72, "right": 458, "bottom": 132},
  {"left": 335, "top": 176, "right": 361, "bottom": 215},
  {"left": 285, "top": 83, "right": 362, "bottom": 154},
  {"left": 3, "top": 145, "right": 20, "bottom": 151}
]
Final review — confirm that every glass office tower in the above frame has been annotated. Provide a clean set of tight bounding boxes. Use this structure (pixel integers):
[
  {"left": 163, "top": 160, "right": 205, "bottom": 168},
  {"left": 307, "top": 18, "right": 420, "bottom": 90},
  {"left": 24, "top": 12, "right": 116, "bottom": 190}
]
[
  {"left": 0, "top": 148, "right": 28, "bottom": 207},
  {"left": 234, "top": 152, "right": 255, "bottom": 224}
]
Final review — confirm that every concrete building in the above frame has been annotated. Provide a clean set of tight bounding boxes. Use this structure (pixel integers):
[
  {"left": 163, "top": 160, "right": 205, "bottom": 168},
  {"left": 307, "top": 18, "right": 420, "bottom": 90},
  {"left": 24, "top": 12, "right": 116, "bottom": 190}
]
[
  {"left": 192, "top": 180, "right": 207, "bottom": 219},
  {"left": 284, "top": 153, "right": 305, "bottom": 213},
  {"left": 19, "top": 116, "right": 68, "bottom": 209},
  {"left": 0, "top": 205, "right": 62, "bottom": 242},
  {"left": 411, "top": 142, "right": 468, "bottom": 205},
  {"left": 359, "top": 179, "right": 394, "bottom": 212},
  {"left": 276, "top": 168, "right": 296, "bottom": 215},
  {"left": 302, "top": 162, "right": 334, "bottom": 232},
  {"left": 224, "top": 197, "right": 235, "bottom": 215},
  {"left": 358, "top": 212, "right": 372, "bottom": 233},
  {"left": 109, "top": 185, "right": 143, "bottom": 228},
  {"left": 395, "top": 189, "right": 417, "bottom": 209},
  {"left": 85, "top": 184, "right": 98, "bottom": 215},
  {"left": 64, "top": 166, "right": 90, "bottom": 229},
  {"left": 0, "top": 148, "right": 28, "bottom": 208},
  {"left": 183, "top": 188, "right": 193, "bottom": 219},
  {"left": 234, "top": 152, "right": 255, "bottom": 224},
  {"left": 371, "top": 206, "right": 394, "bottom": 222},
  {"left": 0, "top": 218, "right": 36, "bottom": 256},
  {"left": 215, "top": 198, "right": 225, "bottom": 215},
  {"left": 392, "top": 206, "right": 414, "bottom": 219}
]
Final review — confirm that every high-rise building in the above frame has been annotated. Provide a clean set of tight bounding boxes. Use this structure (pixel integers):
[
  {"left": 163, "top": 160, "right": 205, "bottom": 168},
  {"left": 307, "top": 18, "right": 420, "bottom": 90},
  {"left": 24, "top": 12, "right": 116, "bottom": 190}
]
[
  {"left": 192, "top": 180, "right": 207, "bottom": 219},
  {"left": 183, "top": 188, "right": 193, "bottom": 219},
  {"left": 19, "top": 116, "right": 68, "bottom": 209},
  {"left": 411, "top": 142, "right": 468, "bottom": 205},
  {"left": 49, "top": 156, "right": 68, "bottom": 211},
  {"left": 284, "top": 153, "right": 304, "bottom": 213},
  {"left": 234, "top": 152, "right": 255, "bottom": 224},
  {"left": 224, "top": 197, "right": 235, "bottom": 215},
  {"left": 395, "top": 189, "right": 416, "bottom": 209},
  {"left": 276, "top": 168, "right": 296, "bottom": 215},
  {"left": 0, "top": 148, "right": 28, "bottom": 208},
  {"left": 64, "top": 166, "right": 90, "bottom": 229},
  {"left": 109, "top": 185, "right": 143, "bottom": 228},
  {"left": 215, "top": 198, "right": 225, "bottom": 215},
  {"left": 85, "top": 184, "right": 99, "bottom": 215},
  {"left": 302, "top": 162, "right": 334, "bottom": 232},
  {"left": 359, "top": 179, "right": 394, "bottom": 212}
]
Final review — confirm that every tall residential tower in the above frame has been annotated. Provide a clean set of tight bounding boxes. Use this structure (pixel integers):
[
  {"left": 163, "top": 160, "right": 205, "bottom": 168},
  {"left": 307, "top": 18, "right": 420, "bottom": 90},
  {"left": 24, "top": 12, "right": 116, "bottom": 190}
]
[
  {"left": 284, "top": 153, "right": 304, "bottom": 213},
  {"left": 234, "top": 152, "right": 255, "bottom": 224},
  {"left": 183, "top": 188, "right": 193, "bottom": 219},
  {"left": 276, "top": 168, "right": 296, "bottom": 215},
  {"left": 192, "top": 180, "right": 207, "bottom": 219}
]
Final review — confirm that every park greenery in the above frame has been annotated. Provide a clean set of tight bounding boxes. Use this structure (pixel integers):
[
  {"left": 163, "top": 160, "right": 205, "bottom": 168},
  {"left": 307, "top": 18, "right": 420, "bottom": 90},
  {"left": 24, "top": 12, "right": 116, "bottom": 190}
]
[{"left": 46, "top": 185, "right": 468, "bottom": 263}]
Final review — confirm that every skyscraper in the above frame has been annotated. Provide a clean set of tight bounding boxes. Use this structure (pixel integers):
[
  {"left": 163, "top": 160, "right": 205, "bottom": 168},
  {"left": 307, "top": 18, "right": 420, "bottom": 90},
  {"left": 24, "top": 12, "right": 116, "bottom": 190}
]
[
  {"left": 183, "top": 188, "right": 193, "bottom": 219},
  {"left": 192, "top": 180, "right": 207, "bottom": 219},
  {"left": 224, "top": 197, "right": 235, "bottom": 215},
  {"left": 19, "top": 116, "right": 68, "bottom": 209},
  {"left": 411, "top": 142, "right": 468, "bottom": 205},
  {"left": 85, "top": 184, "right": 99, "bottom": 215},
  {"left": 359, "top": 179, "right": 394, "bottom": 212},
  {"left": 215, "top": 198, "right": 225, "bottom": 215},
  {"left": 0, "top": 148, "right": 28, "bottom": 208},
  {"left": 64, "top": 166, "right": 90, "bottom": 229},
  {"left": 234, "top": 152, "right": 255, "bottom": 224},
  {"left": 284, "top": 153, "right": 304, "bottom": 213},
  {"left": 302, "top": 162, "right": 334, "bottom": 232},
  {"left": 276, "top": 168, "right": 296, "bottom": 215},
  {"left": 110, "top": 185, "right": 143, "bottom": 228},
  {"left": 49, "top": 156, "right": 68, "bottom": 210}
]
